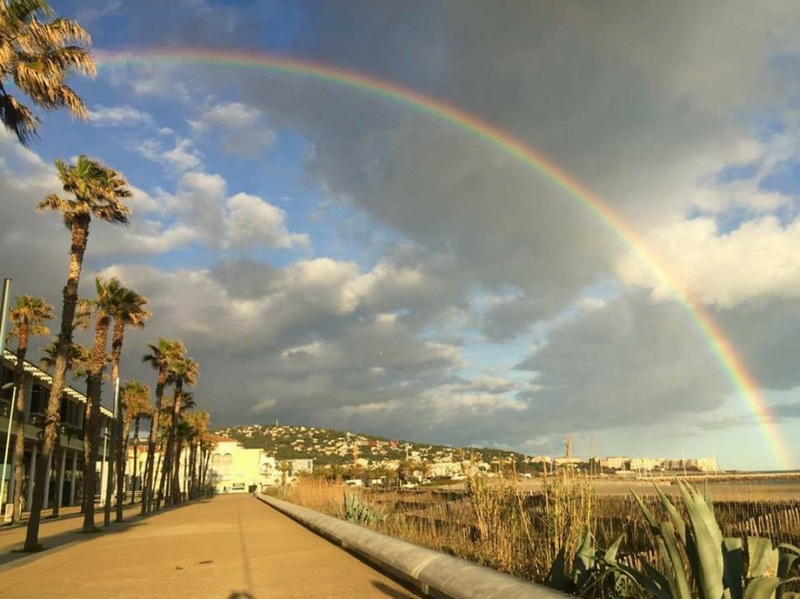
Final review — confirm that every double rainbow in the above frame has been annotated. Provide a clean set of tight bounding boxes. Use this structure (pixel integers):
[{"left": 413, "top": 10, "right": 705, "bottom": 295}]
[{"left": 96, "top": 48, "right": 794, "bottom": 469}]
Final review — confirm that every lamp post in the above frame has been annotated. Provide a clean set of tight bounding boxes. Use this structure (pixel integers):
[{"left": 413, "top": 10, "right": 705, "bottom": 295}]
[
  {"left": 0, "top": 382, "right": 16, "bottom": 516},
  {"left": 103, "top": 377, "right": 119, "bottom": 526},
  {"left": 0, "top": 278, "right": 11, "bottom": 518}
]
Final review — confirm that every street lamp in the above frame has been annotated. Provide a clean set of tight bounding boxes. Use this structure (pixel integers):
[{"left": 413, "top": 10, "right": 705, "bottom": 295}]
[{"left": 0, "top": 381, "right": 17, "bottom": 519}]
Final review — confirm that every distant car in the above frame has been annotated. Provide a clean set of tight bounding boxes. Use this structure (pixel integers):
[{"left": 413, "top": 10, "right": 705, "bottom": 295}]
[
  {"left": 400, "top": 482, "right": 418, "bottom": 489},
  {"left": 344, "top": 479, "right": 364, "bottom": 487},
  {"left": 521, "top": 473, "right": 533, "bottom": 478},
  {"left": 420, "top": 479, "right": 432, "bottom": 485}
]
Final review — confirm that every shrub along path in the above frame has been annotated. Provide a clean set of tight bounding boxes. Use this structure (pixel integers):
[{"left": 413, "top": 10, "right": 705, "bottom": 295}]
[{"left": 0, "top": 494, "right": 420, "bottom": 598}]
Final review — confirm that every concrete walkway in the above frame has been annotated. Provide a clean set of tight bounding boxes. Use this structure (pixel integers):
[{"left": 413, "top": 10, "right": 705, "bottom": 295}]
[{"left": 0, "top": 494, "right": 421, "bottom": 598}]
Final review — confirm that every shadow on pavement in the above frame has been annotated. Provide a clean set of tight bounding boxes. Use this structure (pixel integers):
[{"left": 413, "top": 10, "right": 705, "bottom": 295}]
[
  {"left": 371, "top": 580, "right": 421, "bottom": 598},
  {"left": 0, "top": 519, "right": 146, "bottom": 568}
]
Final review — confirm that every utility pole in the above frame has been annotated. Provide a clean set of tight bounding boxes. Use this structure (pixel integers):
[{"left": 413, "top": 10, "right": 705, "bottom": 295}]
[
  {"left": 103, "top": 377, "right": 120, "bottom": 526},
  {"left": 0, "top": 279, "right": 11, "bottom": 517}
]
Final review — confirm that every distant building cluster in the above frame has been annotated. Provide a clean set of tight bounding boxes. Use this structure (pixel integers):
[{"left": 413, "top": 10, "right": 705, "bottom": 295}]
[{"left": 203, "top": 424, "right": 720, "bottom": 490}]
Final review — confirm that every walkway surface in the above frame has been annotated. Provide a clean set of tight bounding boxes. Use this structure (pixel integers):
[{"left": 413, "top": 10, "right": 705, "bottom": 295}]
[{"left": 0, "top": 494, "right": 420, "bottom": 598}]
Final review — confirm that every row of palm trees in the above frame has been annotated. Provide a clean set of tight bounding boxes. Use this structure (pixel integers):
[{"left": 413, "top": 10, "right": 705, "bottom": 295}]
[
  {"left": 6, "top": 154, "right": 215, "bottom": 550},
  {"left": 0, "top": 0, "right": 219, "bottom": 550}
]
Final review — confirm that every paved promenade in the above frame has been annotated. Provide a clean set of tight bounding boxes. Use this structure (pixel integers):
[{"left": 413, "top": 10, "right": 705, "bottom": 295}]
[{"left": 0, "top": 495, "right": 420, "bottom": 598}]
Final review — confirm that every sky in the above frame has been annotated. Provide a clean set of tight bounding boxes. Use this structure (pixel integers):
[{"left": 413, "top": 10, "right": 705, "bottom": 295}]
[{"left": 2, "top": 1, "right": 800, "bottom": 470}]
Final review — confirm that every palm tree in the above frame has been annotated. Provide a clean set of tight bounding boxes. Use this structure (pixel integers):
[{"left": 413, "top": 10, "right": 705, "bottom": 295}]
[
  {"left": 0, "top": 0, "right": 95, "bottom": 145},
  {"left": 81, "top": 277, "right": 135, "bottom": 531},
  {"left": 6, "top": 296, "right": 53, "bottom": 523},
  {"left": 141, "top": 338, "right": 184, "bottom": 514},
  {"left": 39, "top": 337, "right": 90, "bottom": 373},
  {"left": 161, "top": 357, "right": 198, "bottom": 506},
  {"left": 118, "top": 381, "right": 150, "bottom": 508},
  {"left": 39, "top": 337, "right": 88, "bottom": 519},
  {"left": 26, "top": 156, "right": 131, "bottom": 552},
  {"left": 107, "top": 283, "right": 149, "bottom": 521}
]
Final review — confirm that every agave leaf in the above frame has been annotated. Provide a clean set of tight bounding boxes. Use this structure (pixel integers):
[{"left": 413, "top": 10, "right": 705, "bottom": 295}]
[
  {"left": 548, "top": 545, "right": 568, "bottom": 591},
  {"left": 778, "top": 544, "right": 800, "bottom": 557},
  {"left": 660, "top": 520, "right": 693, "bottom": 599},
  {"left": 604, "top": 534, "right": 624, "bottom": 564},
  {"left": 748, "top": 537, "right": 779, "bottom": 579},
  {"left": 779, "top": 553, "right": 799, "bottom": 580},
  {"left": 780, "top": 593, "right": 800, "bottom": 599},
  {"left": 744, "top": 577, "right": 800, "bottom": 599},
  {"left": 572, "top": 530, "right": 596, "bottom": 589},
  {"left": 631, "top": 488, "right": 660, "bottom": 532},
  {"left": 703, "top": 479, "right": 714, "bottom": 516},
  {"left": 723, "top": 537, "right": 744, "bottom": 599},
  {"left": 677, "top": 480, "right": 725, "bottom": 599},
  {"left": 608, "top": 561, "right": 674, "bottom": 599},
  {"left": 655, "top": 483, "right": 687, "bottom": 544}
]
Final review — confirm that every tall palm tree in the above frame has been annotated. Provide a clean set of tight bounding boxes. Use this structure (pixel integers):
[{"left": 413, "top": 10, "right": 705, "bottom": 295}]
[
  {"left": 6, "top": 296, "right": 53, "bottom": 523},
  {"left": 161, "top": 357, "right": 198, "bottom": 506},
  {"left": 105, "top": 282, "right": 149, "bottom": 522},
  {"left": 170, "top": 390, "right": 197, "bottom": 503},
  {"left": 0, "top": 0, "right": 95, "bottom": 145},
  {"left": 141, "top": 338, "right": 184, "bottom": 514},
  {"left": 81, "top": 277, "right": 129, "bottom": 531},
  {"left": 26, "top": 156, "right": 131, "bottom": 552},
  {"left": 187, "top": 411, "right": 210, "bottom": 498},
  {"left": 39, "top": 337, "right": 88, "bottom": 519},
  {"left": 118, "top": 381, "right": 150, "bottom": 509}
]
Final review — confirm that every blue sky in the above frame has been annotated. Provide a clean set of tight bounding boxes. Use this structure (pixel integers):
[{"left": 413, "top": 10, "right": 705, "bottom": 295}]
[{"left": 2, "top": 1, "right": 800, "bottom": 470}]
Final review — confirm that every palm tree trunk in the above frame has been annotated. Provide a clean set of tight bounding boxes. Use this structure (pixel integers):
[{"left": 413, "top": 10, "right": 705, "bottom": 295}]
[
  {"left": 11, "top": 337, "right": 29, "bottom": 523},
  {"left": 50, "top": 445, "right": 63, "bottom": 518},
  {"left": 172, "top": 437, "right": 184, "bottom": 504},
  {"left": 142, "top": 372, "right": 166, "bottom": 515},
  {"left": 25, "top": 218, "right": 89, "bottom": 551},
  {"left": 115, "top": 405, "right": 131, "bottom": 521},
  {"left": 155, "top": 434, "right": 167, "bottom": 509},
  {"left": 80, "top": 380, "right": 90, "bottom": 515},
  {"left": 157, "top": 417, "right": 172, "bottom": 508},
  {"left": 110, "top": 319, "right": 126, "bottom": 522},
  {"left": 81, "top": 375, "right": 102, "bottom": 532},
  {"left": 130, "top": 416, "right": 140, "bottom": 505}
]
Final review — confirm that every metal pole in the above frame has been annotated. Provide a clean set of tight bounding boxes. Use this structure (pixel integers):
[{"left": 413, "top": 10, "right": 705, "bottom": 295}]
[
  {"left": 0, "top": 279, "right": 10, "bottom": 358},
  {"left": 1, "top": 386, "right": 16, "bottom": 514},
  {"left": 103, "top": 377, "right": 119, "bottom": 526},
  {"left": 0, "top": 278, "right": 11, "bottom": 516}
]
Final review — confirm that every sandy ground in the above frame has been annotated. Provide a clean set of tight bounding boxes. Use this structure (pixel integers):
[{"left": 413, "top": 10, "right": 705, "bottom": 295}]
[{"left": 0, "top": 495, "right": 421, "bottom": 598}]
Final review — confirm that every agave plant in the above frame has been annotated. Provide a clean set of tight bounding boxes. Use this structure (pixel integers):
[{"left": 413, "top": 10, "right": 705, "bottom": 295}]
[
  {"left": 613, "top": 481, "right": 800, "bottom": 599},
  {"left": 342, "top": 492, "right": 381, "bottom": 526}
]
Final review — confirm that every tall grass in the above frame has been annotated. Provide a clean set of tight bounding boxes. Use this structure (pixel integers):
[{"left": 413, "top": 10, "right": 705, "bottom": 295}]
[{"left": 274, "top": 474, "right": 800, "bottom": 592}]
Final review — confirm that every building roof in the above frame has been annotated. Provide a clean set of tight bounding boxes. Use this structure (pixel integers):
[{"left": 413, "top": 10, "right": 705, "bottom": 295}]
[
  {"left": 209, "top": 434, "right": 237, "bottom": 443},
  {"left": 3, "top": 348, "right": 113, "bottom": 418}
]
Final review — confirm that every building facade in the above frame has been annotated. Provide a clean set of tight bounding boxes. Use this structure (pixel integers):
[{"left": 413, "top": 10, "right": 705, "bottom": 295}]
[{"left": 0, "top": 349, "right": 113, "bottom": 518}]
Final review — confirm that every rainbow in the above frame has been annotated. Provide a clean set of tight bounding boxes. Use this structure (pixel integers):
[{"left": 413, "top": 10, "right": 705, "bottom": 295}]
[{"left": 96, "top": 48, "right": 794, "bottom": 469}]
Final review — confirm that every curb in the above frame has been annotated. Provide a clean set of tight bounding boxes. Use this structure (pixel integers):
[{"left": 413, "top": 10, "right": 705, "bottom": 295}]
[{"left": 256, "top": 493, "right": 567, "bottom": 599}]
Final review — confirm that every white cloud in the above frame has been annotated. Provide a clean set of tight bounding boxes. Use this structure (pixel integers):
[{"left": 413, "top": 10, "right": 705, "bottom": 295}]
[
  {"left": 189, "top": 101, "right": 277, "bottom": 157},
  {"left": 224, "top": 193, "right": 308, "bottom": 249},
  {"left": 89, "top": 105, "right": 154, "bottom": 127},
  {"left": 617, "top": 216, "right": 800, "bottom": 308}
]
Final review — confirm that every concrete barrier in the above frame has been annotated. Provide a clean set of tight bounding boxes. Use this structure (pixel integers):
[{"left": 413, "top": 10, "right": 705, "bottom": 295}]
[{"left": 257, "top": 493, "right": 568, "bottom": 599}]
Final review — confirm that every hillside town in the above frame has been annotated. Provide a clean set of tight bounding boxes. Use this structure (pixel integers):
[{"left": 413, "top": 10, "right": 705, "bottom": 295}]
[{"left": 200, "top": 424, "right": 720, "bottom": 492}]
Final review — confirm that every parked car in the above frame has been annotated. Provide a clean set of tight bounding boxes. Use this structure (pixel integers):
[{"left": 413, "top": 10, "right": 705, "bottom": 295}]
[
  {"left": 344, "top": 479, "right": 364, "bottom": 487},
  {"left": 400, "top": 482, "right": 419, "bottom": 489}
]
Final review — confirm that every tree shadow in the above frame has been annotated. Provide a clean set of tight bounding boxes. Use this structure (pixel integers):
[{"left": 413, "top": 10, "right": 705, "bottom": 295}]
[
  {"left": 371, "top": 580, "right": 421, "bottom": 598},
  {"left": 227, "top": 593, "right": 254, "bottom": 599},
  {"left": 0, "top": 519, "right": 147, "bottom": 567}
]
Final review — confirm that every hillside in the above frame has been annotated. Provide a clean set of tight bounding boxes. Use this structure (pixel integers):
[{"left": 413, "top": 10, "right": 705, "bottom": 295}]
[{"left": 212, "top": 424, "right": 526, "bottom": 466}]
